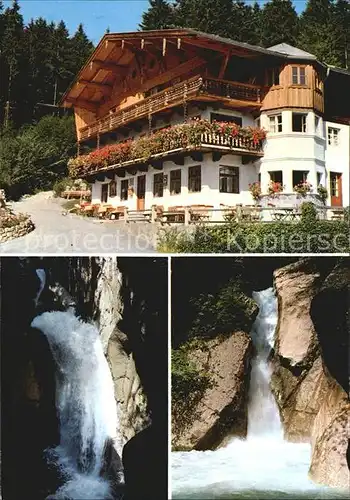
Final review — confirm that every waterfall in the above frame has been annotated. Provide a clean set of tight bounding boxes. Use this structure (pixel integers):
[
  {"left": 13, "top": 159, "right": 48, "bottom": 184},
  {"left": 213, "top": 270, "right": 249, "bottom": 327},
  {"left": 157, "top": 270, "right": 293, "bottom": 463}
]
[
  {"left": 31, "top": 308, "right": 123, "bottom": 500},
  {"left": 247, "top": 288, "right": 283, "bottom": 439},
  {"left": 172, "top": 287, "right": 346, "bottom": 499}
]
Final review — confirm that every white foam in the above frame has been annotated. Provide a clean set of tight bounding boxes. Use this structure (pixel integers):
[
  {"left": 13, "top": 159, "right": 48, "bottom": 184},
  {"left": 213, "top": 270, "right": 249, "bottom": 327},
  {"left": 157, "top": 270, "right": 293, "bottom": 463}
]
[{"left": 31, "top": 309, "right": 122, "bottom": 499}]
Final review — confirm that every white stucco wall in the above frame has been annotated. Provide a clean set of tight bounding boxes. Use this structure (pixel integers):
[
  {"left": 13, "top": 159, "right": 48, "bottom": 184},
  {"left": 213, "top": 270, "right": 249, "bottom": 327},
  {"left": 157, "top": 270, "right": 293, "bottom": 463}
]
[
  {"left": 90, "top": 152, "right": 259, "bottom": 210},
  {"left": 324, "top": 121, "right": 350, "bottom": 207},
  {"left": 259, "top": 110, "right": 326, "bottom": 193}
]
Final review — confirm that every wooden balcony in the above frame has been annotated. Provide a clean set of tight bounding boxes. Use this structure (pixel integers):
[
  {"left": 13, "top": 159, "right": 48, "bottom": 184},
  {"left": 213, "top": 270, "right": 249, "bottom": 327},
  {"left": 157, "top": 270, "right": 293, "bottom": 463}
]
[
  {"left": 79, "top": 76, "right": 263, "bottom": 142},
  {"left": 200, "top": 132, "right": 262, "bottom": 154},
  {"left": 72, "top": 127, "right": 264, "bottom": 180}
]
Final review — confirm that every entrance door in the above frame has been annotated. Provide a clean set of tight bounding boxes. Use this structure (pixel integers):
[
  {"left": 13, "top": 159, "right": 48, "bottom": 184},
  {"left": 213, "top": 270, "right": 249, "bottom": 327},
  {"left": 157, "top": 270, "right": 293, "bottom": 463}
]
[
  {"left": 137, "top": 175, "right": 146, "bottom": 210},
  {"left": 101, "top": 183, "right": 108, "bottom": 203},
  {"left": 330, "top": 172, "right": 343, "bottom": 206}
]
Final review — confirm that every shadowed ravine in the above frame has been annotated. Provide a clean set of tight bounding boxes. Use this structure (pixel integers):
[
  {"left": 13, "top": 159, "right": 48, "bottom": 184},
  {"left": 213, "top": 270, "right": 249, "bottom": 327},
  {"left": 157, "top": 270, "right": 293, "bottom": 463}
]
[{"left": 172, "top": 287, "right": 349, "bottom": 499}]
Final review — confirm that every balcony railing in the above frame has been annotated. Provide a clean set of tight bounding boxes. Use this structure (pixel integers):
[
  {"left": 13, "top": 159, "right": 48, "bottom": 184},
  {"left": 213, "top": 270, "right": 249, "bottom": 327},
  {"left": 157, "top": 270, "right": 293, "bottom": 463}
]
[
  {"left": 200, "top": 132, "right": 262, "bottom": 153},
  {"left": 79, "top": 76, "right": 263, "bottom": 141},
  {"left": 69, "top": 121, "right": 265, "bottom": 179},
  {"left": 201, "top": 78, "right": 261, "bottom": 103}
]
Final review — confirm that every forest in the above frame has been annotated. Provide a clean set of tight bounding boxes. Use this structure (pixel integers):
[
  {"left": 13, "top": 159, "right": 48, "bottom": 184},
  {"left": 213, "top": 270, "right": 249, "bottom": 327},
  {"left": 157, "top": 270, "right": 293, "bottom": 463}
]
[{"left": 0, "top": 0, "right": 349, "bottom": 199}]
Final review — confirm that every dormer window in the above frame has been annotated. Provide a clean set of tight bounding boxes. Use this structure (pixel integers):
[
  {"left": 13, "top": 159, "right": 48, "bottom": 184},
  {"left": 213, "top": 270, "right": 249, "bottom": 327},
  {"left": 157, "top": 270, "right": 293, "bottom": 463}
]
[{"left": 292, "top": 66, "right": 306, "bottom": 85}]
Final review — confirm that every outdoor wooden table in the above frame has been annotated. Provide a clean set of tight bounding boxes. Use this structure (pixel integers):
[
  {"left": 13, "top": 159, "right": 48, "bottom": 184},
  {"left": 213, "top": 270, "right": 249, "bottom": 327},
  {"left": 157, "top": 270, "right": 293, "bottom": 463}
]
[
  {"left": 161, "top": 210, "right": 185, "bottom": 223},
  {"left": 190, "top": 212, "right": 210, "bottom": 223}
]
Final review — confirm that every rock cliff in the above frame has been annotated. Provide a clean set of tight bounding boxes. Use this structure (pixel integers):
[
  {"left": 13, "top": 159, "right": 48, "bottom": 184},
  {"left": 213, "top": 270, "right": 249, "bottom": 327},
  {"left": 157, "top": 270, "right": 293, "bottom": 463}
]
[
  {"left": 271, "top": 258, "right": 350, "bottom": 489},
  {"left": 173, "top": 332, "right": 253, "bottom": 450}
]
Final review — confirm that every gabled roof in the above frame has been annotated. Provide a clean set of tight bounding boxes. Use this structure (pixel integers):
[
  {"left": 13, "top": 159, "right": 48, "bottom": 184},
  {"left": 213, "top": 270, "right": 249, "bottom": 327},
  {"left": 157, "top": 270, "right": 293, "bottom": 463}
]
[
  {"left": 59, "top": 29, "right": 285, "bottom": 107},
  {"left": 267, "top": 43, "right": 317, "bottom": 60}
]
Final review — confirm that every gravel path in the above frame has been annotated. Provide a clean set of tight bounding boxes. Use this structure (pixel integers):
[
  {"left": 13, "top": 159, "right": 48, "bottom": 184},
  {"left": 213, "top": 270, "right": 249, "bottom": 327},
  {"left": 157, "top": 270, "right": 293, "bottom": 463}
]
[{"left": 0, "top": 193, "right": 157, "bottom": 254}]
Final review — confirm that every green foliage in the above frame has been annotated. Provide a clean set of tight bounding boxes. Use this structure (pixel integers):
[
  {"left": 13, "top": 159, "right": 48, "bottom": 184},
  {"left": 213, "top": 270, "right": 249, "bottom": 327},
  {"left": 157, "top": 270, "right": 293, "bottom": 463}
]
[
  {"left": 260, "top": 0, "right": 299, "bottom": 47},
  {"left": 298, "top": 0, "right": 349, "bottom": 67},
  {"left": 0, "top": 115, "right": 76, "bottom": 199},
  {"left": 189, "top": 279, "right": 257, "bottom": 339},
  {"left": 157, "top": 219, "right": 350, "bottom": 253},
  {"left": 52, "top": 177, "right": 71, "bottom": 197},
  {"left": 0, "top": 1, "right": 94, "bottom": 128},
  {"left": 140, "top": 0, "right": 349, "bottom": 69},
  {"left": 172, "top": 345, "right": 212, "bottom": 434},
  {"left": 317, "top": 185, "right": 328, "bottom": 204},
  {"left": 139, "top": 0, "right": 176, "bottom": 30},
  {"left": 300, "top": 201, "right": 318, "bottom": 223}
]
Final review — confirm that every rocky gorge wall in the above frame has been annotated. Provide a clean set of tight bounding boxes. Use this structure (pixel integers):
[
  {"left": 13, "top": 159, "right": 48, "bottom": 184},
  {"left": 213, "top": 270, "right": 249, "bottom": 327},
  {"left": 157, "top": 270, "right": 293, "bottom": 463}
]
[
  {"left": 173, "top": 332, "right": 253, "bottom": 451},
  {"left": 1, "top": 257, "right": 168, "bottom": 500},
  {"left": 271, "top": 259, "right": 349, "bottom": 489}
]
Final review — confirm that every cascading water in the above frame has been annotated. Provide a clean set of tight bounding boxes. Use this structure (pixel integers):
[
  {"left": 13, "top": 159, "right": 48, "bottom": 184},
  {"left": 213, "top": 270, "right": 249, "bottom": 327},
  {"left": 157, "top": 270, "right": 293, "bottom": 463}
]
[
  {"left": 31, "top": 272, "right": 123, "bottom": 500},
  {"left": 172, "top": 287, "right": 347, "bottom": 499}
]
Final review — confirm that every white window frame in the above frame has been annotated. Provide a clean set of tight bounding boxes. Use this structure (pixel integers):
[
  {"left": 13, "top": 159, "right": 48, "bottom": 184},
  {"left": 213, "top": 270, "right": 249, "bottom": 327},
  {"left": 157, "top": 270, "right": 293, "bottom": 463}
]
[
  {"left": 268, "top": 114, "right": 282, "bottom": 133},
  {"left": 292, "top": 66, "right": 306, "bottom": 85},
  {"left": 292, "top": 113, "right": 307, "bottom": 133},
  {"left": 327, "top": 127, "right": 340, "bottom": 146}
]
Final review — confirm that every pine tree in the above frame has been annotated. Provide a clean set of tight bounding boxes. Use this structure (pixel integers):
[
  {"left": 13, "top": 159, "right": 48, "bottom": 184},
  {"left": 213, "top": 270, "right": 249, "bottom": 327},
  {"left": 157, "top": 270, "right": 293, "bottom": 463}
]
[
  {"left": 26, "top": 18, "right": 56, "bottom": 111},
  {"left": 251, "top": 2, "right": 263, "bottom": 46},
  {"left": 230, "top": 1, "right": 262, "bottom": 45},
  {"left": 53, "top": 21, "right": 71, "bottom": 104},
  {"left": 298, "top": 0, "right": 340, "bottom": 66},
  {"left": 139, "top": 0, "right": 176, "bottom": 30},
  {"left": 260, "top": 0, "right": 299, "bottom": 47},
  {"left": 175, "top": 0, "right": 234, "bottom": 38},
  {"left": 1, "top": 0, "right": 26, "bottom": 127},
  {"left": 70, "top": 23, "right": 94, "bottom": 71},
  {"left": 332, "top": 0, "right": 350, "bottom": 69}
]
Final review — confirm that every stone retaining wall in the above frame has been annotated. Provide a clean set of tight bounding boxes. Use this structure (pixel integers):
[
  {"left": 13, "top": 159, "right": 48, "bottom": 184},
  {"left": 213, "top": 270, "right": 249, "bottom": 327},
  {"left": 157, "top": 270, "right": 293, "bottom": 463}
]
[{"left": 0, "top": 217, "right": 35, "bottom": 243}]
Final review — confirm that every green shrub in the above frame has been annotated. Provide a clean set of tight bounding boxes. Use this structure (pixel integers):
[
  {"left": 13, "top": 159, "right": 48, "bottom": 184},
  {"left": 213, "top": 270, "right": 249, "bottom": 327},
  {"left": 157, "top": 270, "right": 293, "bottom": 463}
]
[
  {"left": 300, "top": 201, "right": 318, "bottom": 223},
  {"left": 189, "top": 279, "right": 257, "bottom": 339},
  {"left": 172, "top": 345, "right": 212, "bottom": 435},
  {"left": 53, "top": 177, "right": 71, "bottom": 197},
  {"left": 157, "top": 219, "right": 349, "bottom": 253}
]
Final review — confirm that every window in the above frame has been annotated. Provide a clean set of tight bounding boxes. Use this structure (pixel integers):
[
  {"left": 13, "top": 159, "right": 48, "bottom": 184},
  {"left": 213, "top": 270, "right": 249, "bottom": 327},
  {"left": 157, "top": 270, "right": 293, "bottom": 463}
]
[
  {"left": 266, "top": 67, "right": 280, "bottom": 86},
  {"left": 317, "top": 172, "right": 322, "bottom": 186},
  {"left": 255, "top": 117, "right": 261, "bottom": 128},
  {"left": 328, "top": 127, "right": 339, "bottom": 146},
  {"left": 293, "top": 171, "right": 309, "bottom": 187},
  {"left": 269, "top": 114, "right": 282, "bottom": 133},
  {"left": 292, "top": 113, "right": 307, "bottom": 132},
  {"left": 315, "top": 116, "right": 320, "bottom": 134},
  {"left": 109, "top": 180, "right": 117, "bottom": 197},
  {"left": 210, "top": 113, "right": 242, "bottom": 126},
  {"left": 292, "top": 66, "right": 306, "bottom": 85},
  {"left": 153, "top": 173, "right": 164, "bottom": 197},
  {"left": 269, "top": 171, "right": 283, "bottom": 184},
  {"left": 170, "top": 169, "right": 181, "bottom": 195},
  {"left": 188, "top": 165, "right": 201, "bottom": 193},
  {"left": 121, "top": 179, "right": 128, "bottom": 201},
  {"left": 101, "top": 184, "right": 108, "bottom": 203},
  {"left": 219, "top": 166, "right": 239, "bottom": 193}
]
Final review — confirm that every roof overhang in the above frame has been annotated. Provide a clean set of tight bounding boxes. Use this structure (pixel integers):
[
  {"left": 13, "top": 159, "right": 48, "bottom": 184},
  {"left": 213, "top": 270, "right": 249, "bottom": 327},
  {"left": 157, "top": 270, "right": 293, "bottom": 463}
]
[{"left": 59, "top": 29, "right": 285, "bottom": 108}]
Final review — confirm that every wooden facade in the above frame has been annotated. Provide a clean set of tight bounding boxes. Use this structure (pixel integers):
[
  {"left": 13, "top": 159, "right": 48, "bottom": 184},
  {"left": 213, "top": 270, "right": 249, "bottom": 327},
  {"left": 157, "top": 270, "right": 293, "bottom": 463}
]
[
  {"left": 61, "top": 30, "right": 339, "bottom": 149},
  {"left": 261, "top": 63, "right": 324, "bottom": 113}
]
